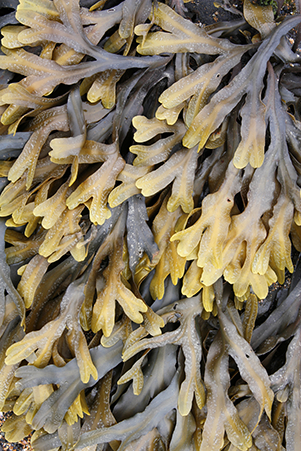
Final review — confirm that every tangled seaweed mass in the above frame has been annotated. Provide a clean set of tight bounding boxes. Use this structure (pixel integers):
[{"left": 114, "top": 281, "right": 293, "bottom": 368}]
[{"left": 0, "top": 0, "right": 301, "bottom": 449}]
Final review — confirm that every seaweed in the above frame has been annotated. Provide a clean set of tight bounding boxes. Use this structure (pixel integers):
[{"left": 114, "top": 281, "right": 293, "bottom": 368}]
[{"left": 0, "top": 0, "right": 300, "bottom": 450}]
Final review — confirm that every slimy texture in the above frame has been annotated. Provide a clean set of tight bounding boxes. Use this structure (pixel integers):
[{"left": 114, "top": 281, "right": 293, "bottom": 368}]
[{"left": 0, "top": 1, "right": 300, "bottom": 450}]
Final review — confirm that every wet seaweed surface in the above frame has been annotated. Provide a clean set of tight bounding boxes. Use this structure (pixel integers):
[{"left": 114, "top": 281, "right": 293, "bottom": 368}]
[{"left": 0, "top": 0, "right": 301, "bottom": 450}]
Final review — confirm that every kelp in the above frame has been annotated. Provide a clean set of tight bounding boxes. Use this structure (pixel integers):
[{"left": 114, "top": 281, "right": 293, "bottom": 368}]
[{"left": 0, "top": 0, "right": 300, "bottom": 450}]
